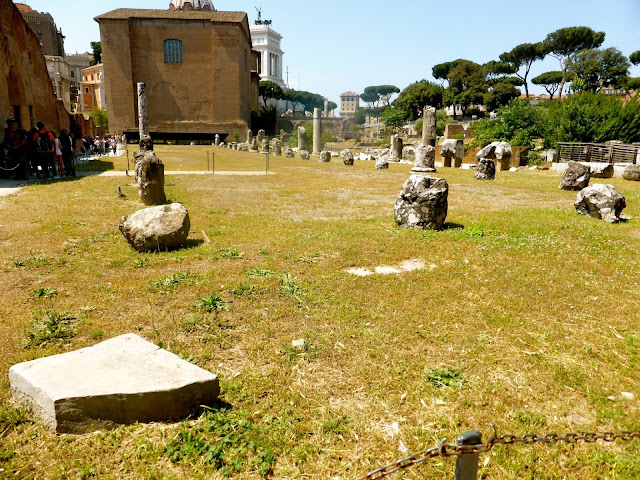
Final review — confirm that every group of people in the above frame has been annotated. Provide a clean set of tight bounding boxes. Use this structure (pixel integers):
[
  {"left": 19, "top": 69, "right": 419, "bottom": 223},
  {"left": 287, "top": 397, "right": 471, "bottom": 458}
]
[
  {"left": 2, "top": 119, "right": 75, "bottom": 181},
  {"left": 81, "top": 135, "right": 119, "bottom": 157}
]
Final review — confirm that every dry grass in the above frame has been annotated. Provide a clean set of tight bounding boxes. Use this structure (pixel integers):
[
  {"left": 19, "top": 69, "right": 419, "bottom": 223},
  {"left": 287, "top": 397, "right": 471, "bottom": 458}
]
[{"left": 1, "top": 147, "right": 640, "bottom": 479}]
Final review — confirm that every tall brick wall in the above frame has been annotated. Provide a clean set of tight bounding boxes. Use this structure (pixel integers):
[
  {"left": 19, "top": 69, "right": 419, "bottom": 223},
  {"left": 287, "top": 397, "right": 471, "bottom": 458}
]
[{"left": 0, "top": 0, "right": 69, "bottom": 132}]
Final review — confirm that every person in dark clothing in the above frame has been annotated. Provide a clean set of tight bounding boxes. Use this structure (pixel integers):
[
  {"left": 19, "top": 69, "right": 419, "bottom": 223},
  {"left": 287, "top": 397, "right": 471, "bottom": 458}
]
[
  {"left": 59, "top": 129, "right": 75, "bottom": 177},
  {"left": 3, "top": 119, "right": 28, "bottom": 180},
  {"left": 33, "top": 122, "right": 56, "bottom": 178},
  {"left": 26, "top": 126, "right": 38, "bottom": 176}
]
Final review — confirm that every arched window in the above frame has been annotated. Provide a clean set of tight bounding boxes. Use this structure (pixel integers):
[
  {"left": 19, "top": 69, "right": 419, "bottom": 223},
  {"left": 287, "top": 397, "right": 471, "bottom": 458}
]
[{"left": 164, "top": 39, "right": 183, "bottom": 64}]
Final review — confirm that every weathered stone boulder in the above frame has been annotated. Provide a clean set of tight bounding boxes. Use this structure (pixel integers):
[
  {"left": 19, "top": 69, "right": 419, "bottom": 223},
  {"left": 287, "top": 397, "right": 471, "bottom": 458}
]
[
  {"left": 474, "top": 158, "right": 496, "bottom": 180},
  {"left": 285, "top": 147, "right": 295, "bottom": 158},
  {"left": 257, "top": 129, "right": 266, "bottom": 144},
  {"left": 375, "top": 157, "right": 389, "bottom": 170},
  {"left": 341, "top": 149, "right": 354, "bottom": 165},
  {"left": 119, "top": 203, "right": 190, "bottom": 252},
  {"left": 272, "top": 140, "right": 282, "bottom": 156},
  {"left": 477, "top": 141, "right": 512, "bottom": 170},
  {"left": 412, "top": 144, "right": 436, "bottom": 173},
  {"left": 441, "top": 139, "right": 464, "bottom": 168},
  {"left": 319, "top": 151, "right": 331, "bottom": 163},
  {"left": 575, "top": 184, "right": 626, "bottom": 223},
  {"left": 134, "top": 150, "right": 166, "bottom": 205},
  {"left": 299, "top": 150, "right": 310, "bottom": 160},
  {"left": 9, "top": 334, "right": 219, "bottom": 433},
  {"left": 250, "top": 137, "right": 258, "bottom": 152},
  {"left": 560, "top": 161, "right": 590, "bottom": 190},
  {"left": 395, "top": 175, "right": 448, "bottom": 230},
  {"left": 622, "top": 164, "right": 640, "bottom": 181}
]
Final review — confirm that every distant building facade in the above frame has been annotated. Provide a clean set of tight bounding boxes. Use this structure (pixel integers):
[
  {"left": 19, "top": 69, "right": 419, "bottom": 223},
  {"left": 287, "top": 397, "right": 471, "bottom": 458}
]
[
  {"left": 80, "top": 64, "right": 106, "bottom": 113},
  {"left": 16, "top": 3, "right": 72, "bottom": 111},
  {"left": 95, "top": 6, "right": 259, "bottom": 141},
  {"left": 340, "top": 92, "right": 360, "bottom": 118},
  {"left": 1, "top": 0, "right": 69, "bottom": 131},
  {"left": 250, "top": 24, "right": 285, "bottom": 88},
  {"left": 66, "top": 53, "right": 93, "bottom": 111}
]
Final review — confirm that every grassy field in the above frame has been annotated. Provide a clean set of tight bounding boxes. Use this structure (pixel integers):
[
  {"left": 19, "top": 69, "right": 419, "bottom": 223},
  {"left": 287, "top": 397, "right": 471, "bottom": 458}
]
[{"left": 1, "top": 147, "right": 639, "bottom": 479}]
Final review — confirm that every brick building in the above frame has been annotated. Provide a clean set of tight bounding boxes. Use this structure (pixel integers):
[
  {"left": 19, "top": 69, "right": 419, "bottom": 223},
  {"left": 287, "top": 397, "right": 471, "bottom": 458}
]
[
  {"left": 0, "top": 0, "right": 69, "bottom": 132},
  {"left": 95, "top": 6, "right": 259, "bottom": 142}
]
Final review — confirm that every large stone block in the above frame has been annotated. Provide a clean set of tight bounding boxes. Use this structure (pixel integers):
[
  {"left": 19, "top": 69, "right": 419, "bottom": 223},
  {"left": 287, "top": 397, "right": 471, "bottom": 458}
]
[
  {"left": 622, "top": 164, "right": 640, "bottom": 181},
  {"left": 395, "top": 175, "right": 448, "bottom": 230},
  {"left": 575, "top": 184, "right": 626, "bottom": 223},
  {"left": 119, "top": 203, "right": 190, "bottom": 252},
  {"left": 9, "top": 334, "right": 219, "bottom": 434}
]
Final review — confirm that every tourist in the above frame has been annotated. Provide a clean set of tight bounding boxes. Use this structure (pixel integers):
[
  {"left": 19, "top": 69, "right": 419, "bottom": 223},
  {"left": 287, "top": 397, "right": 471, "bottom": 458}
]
[
  {"left": 53, "top": 132, "right": 64, "bottom": 177},
  {"left": 2, "top": 119, "right": 28, "bottom": 180},
  {"left": 59, "top": 129, "right": 75, "bottom": 177},
  {"left": 33, "top": 122, "right": 57, "bottom": 179}
]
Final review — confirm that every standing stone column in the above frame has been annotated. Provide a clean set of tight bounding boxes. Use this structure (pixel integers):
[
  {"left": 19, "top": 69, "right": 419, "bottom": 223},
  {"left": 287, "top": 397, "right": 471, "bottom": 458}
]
[
  {"left": 422, "top": 107, "right": 437, "bottom": 147},
  {"left": 138, "top": 83, "right": 149, "bottom": 144},
  {"left": 247, "top": 130, "right": 253, "bottom": 146},
  {"left": 390, "top": 134, "right": 403, "bottom": 161},
  {"left": 298, "top": 126, "right": 307, "bottom": 151},
  {"left": 214, "top": 134, "right": 220, "bottom": 146},
  {"left": 257, "top": 130, "right": 265, "bottom": 144},
  {"left": 313, "top": 108, "right": 322, "bottom": 155},
  {"left": 134, "top": 82, "right": 166, "bottom": 205},
  {"left": 273, "top": 139, "right": 282, "bottom": 156},
  {"left": 412, "top": 144, "right": 436, "bottom": 173}
]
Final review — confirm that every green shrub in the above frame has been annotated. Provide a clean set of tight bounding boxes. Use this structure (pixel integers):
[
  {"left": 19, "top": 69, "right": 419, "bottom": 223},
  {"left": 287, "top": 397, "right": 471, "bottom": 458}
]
[{"left": 26, "top": 309, "right": 77, "bottom": 348}]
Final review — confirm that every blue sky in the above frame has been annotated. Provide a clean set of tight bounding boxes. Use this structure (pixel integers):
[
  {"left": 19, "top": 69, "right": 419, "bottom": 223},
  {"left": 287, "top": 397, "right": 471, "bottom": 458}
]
[{"left": 17, "top": 0, "right": 640, "bottom": 106}]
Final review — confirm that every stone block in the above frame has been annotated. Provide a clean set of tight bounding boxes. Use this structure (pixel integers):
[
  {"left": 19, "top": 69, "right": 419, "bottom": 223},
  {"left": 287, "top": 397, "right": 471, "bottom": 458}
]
[{"left": 9, "top": 334, "right": 219, "bottom": 434}]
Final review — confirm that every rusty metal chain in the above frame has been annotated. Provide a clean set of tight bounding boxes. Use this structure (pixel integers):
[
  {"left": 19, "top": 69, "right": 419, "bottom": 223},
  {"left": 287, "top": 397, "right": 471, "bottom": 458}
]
[{"left": 354, "top": 427, "right": 640, "bottom": 480}]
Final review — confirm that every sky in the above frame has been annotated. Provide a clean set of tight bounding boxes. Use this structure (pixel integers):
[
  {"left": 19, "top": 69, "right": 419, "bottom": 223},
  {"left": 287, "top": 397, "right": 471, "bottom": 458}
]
[{"left": 16, "top": 0, "right": 640, "bottom": 107}]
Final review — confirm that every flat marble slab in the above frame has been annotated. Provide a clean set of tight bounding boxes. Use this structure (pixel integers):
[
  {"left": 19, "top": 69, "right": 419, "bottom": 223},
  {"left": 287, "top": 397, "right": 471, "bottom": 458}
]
[{"left": 9, "top": 333, "right": 219, "bottom": 433}]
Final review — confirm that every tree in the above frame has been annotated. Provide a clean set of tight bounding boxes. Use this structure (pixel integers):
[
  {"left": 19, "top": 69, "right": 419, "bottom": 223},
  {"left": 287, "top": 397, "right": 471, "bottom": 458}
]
[
  {"left": 499, "top": 42, "right": 548, "bottom": 98},
  {"left": 568, "top": 47, "right": 630, "bottom": 93},
  {"left": 432, "top": 59, "right": 466, "bottom": 85},
  {"left": 281, "top": 90, "right": 324, "bottom": 113},
  {"left": 360, "top": 85, "right": 399, "bottom": 125},
  {"left": 543, "top": 26, "right": 605, "bottom": 97},
  {"left": 90, "top": 41, "right": 102, "bottom": 64},
  {"left": 626, "top": 77, "right": 640, "bottom": 91},
  {"left": 393, "top": 81, "right": 444, "bottom": 120},
  {"left": 259, "top": 81, "right": 283, "bottom": 106},
  {"left": 485, "top": 83, "right": 521, "bottom": 112},
  {"left": 90, "top": 107, "right": 108, "bottom": 132},
  {"left": 327, "top": 101, "right": 338, "bottom": 112},
  {"left": 380, "top": 107, "right": 405, "bottom": 130},
  {"left": 487, "top": 76, "right": 525, "bottom": 88},
  {"left": 531, "top": 71, "right": 565, "bottom": 99},
  {"left": 444, "top": 60, "right": 487, "bottom": 114},
  {"left": 630, "top": 50, "right": 640, "bottom": 65},
  {"left": 354, "top": 109, "right": 367, "bottom": 125}
]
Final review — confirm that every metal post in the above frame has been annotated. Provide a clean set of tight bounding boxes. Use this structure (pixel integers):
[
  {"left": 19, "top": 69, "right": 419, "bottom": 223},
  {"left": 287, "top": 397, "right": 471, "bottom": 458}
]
[
  {"left": 212, "top": 152, "right": 215, "bottom": 175},
  {"left": 126, "top": 148, "right": 130, "bottom": 171},
  {"left": 207, "top": 151, "right": 210, "bottom": 173},
  {"left": 454, "top": 431, "right": 482, "bottom": 480},
  {"left": 266, "top": 152, "right": 270, "bottom": 174}
]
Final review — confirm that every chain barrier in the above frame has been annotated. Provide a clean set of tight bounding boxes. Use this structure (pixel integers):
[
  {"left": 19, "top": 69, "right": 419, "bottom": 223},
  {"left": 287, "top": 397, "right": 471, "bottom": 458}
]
[
  {"left": 354, "top": 426, "right": 640, "bottom": 480},
  {"left": 0, "top": 162, "right": 22, "bottom": 172}
]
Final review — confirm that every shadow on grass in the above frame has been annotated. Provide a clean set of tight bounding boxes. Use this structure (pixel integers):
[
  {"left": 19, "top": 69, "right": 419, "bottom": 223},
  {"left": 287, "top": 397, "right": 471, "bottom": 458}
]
[
  {"left": 76, "top": 159, "right": 115, "bottom": 171},
  {"left": 442, "top": 222, "right": 465, "bottom": 230},
  {"left": 188, "top": 400, "right": 235, "bottom": 420}
]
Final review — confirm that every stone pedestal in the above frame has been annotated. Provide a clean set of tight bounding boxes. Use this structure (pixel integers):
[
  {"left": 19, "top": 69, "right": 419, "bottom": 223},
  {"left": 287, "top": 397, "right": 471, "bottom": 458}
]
[
  {"left": 250, "top": 137, "right": 258, "bottom": 152},
  {"left": 412, "top": 144, "right": 436, "bottom": 173},
  {"left": 395, "top": 175, "right": 448, "bottom": 230},
  {"left": 134, "top": 149, "right": 166, "bottom": 205},
  {"left": 261, "top": 139, "right": 270, "bottom": 153},
  {"left": 476, "top": 141, "right": 512, "bottom": 171},
  {"left": 313, "top": 108, "right": 322, "bottom": 154},
  {"left": 441, "top": 139, "right": 464, "bottom": 168},
  {"left": 257, "top": 129, "right": 265, "bottom": 144}
]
